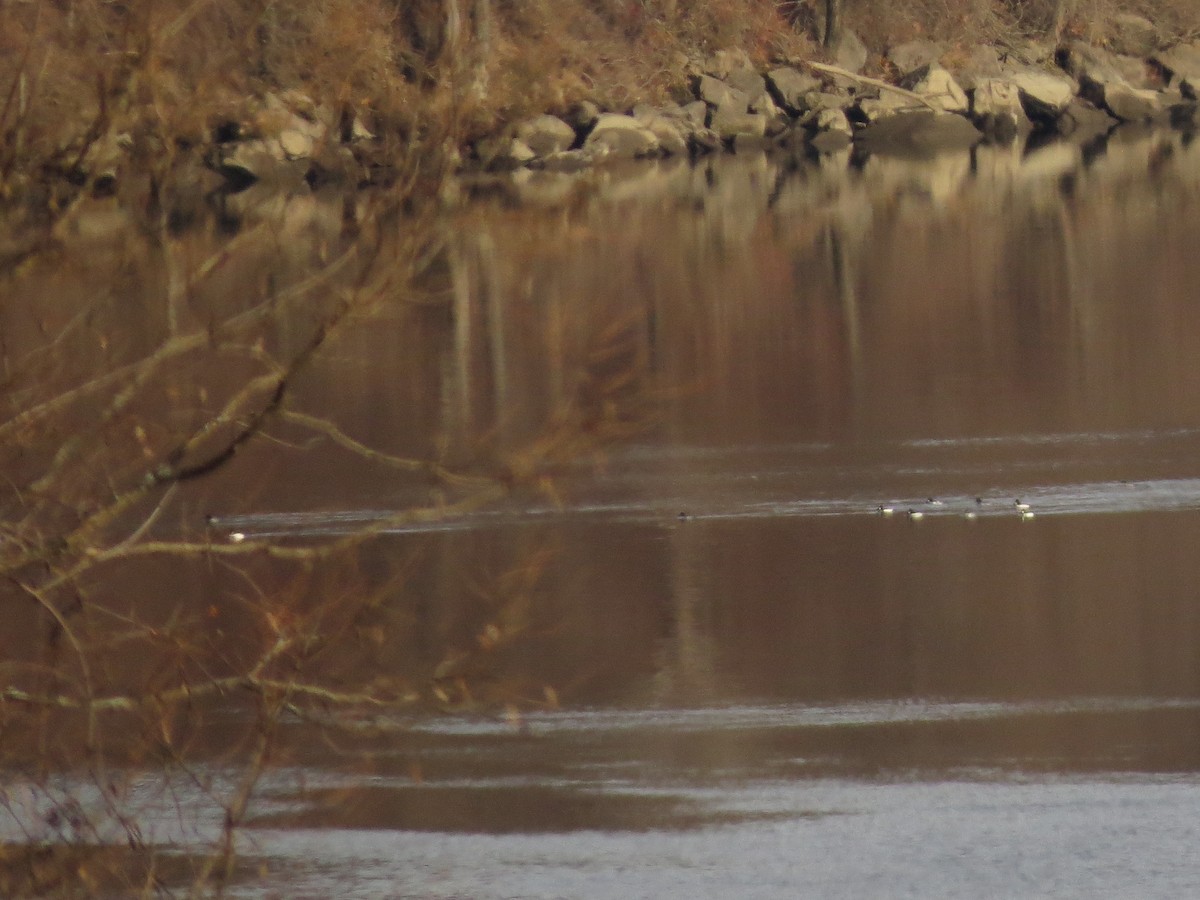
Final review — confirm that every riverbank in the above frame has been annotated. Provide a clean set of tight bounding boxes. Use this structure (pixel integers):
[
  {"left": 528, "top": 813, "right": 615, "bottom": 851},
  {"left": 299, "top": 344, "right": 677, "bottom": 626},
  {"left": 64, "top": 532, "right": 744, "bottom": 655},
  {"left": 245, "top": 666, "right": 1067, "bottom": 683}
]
[{"left": 1, "top": 2, "right": 1199, "bottom": 259}]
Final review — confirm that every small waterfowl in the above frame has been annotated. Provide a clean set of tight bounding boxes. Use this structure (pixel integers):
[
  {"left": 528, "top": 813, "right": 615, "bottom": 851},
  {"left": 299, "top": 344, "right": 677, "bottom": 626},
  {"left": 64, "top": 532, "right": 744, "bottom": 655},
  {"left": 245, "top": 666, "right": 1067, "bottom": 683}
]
[
  {"left": 908, "top": 509, "right": 925, "bottom": 521},
  {"left": 927, "top": 497, "right": 945, "bottom": 506},
  {"left": 677, "top": 511, "right": 691, "bottom": 522},
  {"left": 1014, "top": 499, "right": 1030, "bottom": 511},
  {"left": 1019, "top": 510, "right": 1035, "bottom": 521},
  {"left": 876, "top": 505, "right": 895, "bottom": 516},
  {"left": 228, "top": 531, "right": 247, "bottom": 543}
]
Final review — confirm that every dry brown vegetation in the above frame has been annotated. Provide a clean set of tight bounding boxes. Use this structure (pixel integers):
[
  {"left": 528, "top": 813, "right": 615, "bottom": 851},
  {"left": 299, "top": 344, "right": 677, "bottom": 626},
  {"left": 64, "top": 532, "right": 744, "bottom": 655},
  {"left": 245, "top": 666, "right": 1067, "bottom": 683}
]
[{"left": 3, "top": 1, "right": 1199, "bottom": 209}]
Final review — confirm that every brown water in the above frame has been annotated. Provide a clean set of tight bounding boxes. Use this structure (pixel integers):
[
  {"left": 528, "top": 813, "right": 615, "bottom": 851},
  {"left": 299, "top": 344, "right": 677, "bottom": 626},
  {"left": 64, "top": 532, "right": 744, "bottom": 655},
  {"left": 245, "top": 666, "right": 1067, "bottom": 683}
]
[{"left": 10, "top": 131, "right": 1200, "bottom": 896}]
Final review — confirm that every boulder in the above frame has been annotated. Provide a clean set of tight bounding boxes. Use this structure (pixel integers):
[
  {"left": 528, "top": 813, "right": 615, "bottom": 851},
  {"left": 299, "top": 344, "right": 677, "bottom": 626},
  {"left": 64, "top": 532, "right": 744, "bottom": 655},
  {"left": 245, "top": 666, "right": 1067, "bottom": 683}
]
[
  {"left": 1057, "top": 42, "right": 1129, "bottom": 93},
  {"left": 634, "top": 113, "right": 689, "bottom": 156},
  {"left": 278, "top": 129, "right": 314, "bottom": 160},
  {"left": 1153, "top": 41, "right": 1200, "bottom": 93},
  {"left": 565, "top": 100, "right": 601, "bottom": 131},
  {"left": 1102, "top": 82, "right": 1164, "bottom": 121},
  {"left": 899, "top": 63, "right": 969, "bottom": 113},
  {"left": 689, "top": 128, "right": 723, "bottom": 153},
  {"left": 584, "top": 114, "right": 660, "bottom": 158},
  {"left": 767, "top": 67, "right": 822, "bottom": 115},
  {"left": 536, "top": 148, "right": 606, "bottom": 173},
  {"left": 831, "top": 30, "right": 869, "bottom": 76},
  {"left": 1107, "top": 13, "right": 1159, "bottom": 58},
  {"left": 815, "top": 107, "right": 853, "bottom": 137},
  {"left": 971, "top": 79, "right": 1032, "bottom": 139},
  {"left": 1055, "top": 98, "right": 1116, "bottom": 139},
  {"left": 514, "top": 115, "right": 577, "bottom": 157},
  {"left": 726, "top": 67, "right": 767, "bottom": 98},
  {"left": 636, "top": 103, "right": 705, "bottom": 136},
  {"left": 858, "top": 92, "right": 922, "bottom": 122},
  {"left": 953, "top": 45, "right": 1003, "bottom": 90},
  {"left": 218, "top": 139, "right": 302, "bottom": 185},
  {"left": 803, "top": 91, "right": 853, "bottom": 113},
  {"left": 704, "top": 48, "right": 754, "bottom": 80},
  {"left": 748, "top": 90, "right": 780, "bottom": 117},
  {"left": 681, "top": 101, "right": 710, "bottom": 126},
  {"left": 709, "top": 109, "right": 769, "bottom": 141},
  {"left": 855, "top": 111, "right": 982, "bottom": 157},
  {"left": 697, "top": 74, "right": 749, "bottom": 112},
  {"left": 887, "top": 40, "right": 943, "bottom": 74},
  {"left": 1006, "top": 69, "right": 1076, "bottom": 124}
]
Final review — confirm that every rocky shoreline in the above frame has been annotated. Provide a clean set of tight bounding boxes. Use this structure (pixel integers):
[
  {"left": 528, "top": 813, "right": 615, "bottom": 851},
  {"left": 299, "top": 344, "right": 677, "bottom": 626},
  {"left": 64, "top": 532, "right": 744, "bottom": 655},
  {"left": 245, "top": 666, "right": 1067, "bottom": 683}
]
[
  {"left": 197, "top": 15, "right": 1200, "bottom": 197},
  {"left": 17, "top": 14, "right": 1200, "bottom": 217}
]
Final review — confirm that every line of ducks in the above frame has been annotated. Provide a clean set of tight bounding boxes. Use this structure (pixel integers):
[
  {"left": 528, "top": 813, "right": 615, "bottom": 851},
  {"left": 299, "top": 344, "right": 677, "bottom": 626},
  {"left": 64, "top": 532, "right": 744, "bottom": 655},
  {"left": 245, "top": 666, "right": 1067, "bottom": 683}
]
[{"left": 876, "top": 498, "right": 1034, "bottom": 521}]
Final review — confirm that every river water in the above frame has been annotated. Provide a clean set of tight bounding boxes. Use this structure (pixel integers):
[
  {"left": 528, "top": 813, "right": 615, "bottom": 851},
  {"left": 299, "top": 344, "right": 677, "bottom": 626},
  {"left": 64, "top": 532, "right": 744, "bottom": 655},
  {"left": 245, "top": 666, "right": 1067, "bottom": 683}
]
[{"left": 12, "top": 130, "right": 1200, "bottom": 896}]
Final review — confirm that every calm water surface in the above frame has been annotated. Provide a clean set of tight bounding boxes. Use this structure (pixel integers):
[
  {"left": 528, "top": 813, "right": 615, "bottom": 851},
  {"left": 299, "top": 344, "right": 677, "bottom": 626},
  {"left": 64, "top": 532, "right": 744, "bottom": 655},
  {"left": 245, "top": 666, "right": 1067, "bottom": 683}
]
[{"left": 26, "top": 133, "right": 1200, "bottom": 896}]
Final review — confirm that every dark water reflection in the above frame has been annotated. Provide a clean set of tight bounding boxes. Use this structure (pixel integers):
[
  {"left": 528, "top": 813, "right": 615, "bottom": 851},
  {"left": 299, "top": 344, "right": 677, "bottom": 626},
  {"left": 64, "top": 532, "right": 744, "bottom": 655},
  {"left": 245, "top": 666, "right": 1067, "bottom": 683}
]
[{"left": 22, "top": 132, "right": 1200, "bottom": 895}]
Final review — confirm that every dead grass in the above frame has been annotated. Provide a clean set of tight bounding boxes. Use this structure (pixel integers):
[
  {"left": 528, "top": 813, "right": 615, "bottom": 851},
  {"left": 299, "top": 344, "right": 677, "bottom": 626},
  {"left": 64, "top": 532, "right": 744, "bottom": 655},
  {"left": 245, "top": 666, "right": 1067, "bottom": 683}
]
[{"left": 3, "top": 0, "right": 1200, "bottom": 206}]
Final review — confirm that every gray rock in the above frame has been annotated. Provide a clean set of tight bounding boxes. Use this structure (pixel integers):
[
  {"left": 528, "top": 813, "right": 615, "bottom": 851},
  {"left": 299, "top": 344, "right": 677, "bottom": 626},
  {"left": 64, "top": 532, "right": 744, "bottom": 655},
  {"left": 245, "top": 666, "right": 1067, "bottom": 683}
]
[
  {"left": 887, "top": 40, "right": 943, "bottom": 74},
  {"left": 855, "top": 111, "right": 982, "bottom": 157},
  {"left": 953, "top": 45, "right": 1003, "bottom": 91},
  {"left": 690, "top": 128, "right": 723, "bottom": 153},
  {"left": 858, "top": 93, "right": 922, "bottom": 122},
  {"left": 278, "top": 128, "right": 314, "bottom": 160},
  {"left": 637, "top": 103, "right": 703, "bottom": 140},
  {"left": 899, "top": 63, "right": 969, "bottom": 113},
  {"left": 565, "top": 101, "right": 601, "bottom": 131},
  {"left": 767, "top": 67, "right": 821, "bottom": 114},
  {"left": 726, "top": 67, "right": 767, "bottom": 98},
  {"left": 803, "top": 91, "right": 853, "bottom": 113},
  {"left": 515, "top": 114, "right": 577, "bottom": 157},
  {"left": 971, "top": 79, "right": 1032, "bottom": 139},
  {"left": 537, "top": 148, "right": 604, "bottom": 173},
  {"left": 748, "top": 90, "right": 780, "bottom": 117},
  {"left": 505, "top": 139, "right": 537, "bottom": 165},
  {"left": 1057, "top": 42, "right": 1129, "bottom": 91},
  {"left": 831, "top": 30, "right": 869, "bottom": 75},
  {"left": 703, "top": 48, "right": 754, "bottom": 80},
  {"left": 697, "top": 74, "right": 750, "bottom": 112},
  {"left": 1055, "top": 98, "right": 1116, "bottom": 139},
  {"left": 1102, "top": 82, "right": 1164, "bottom": 121},
  {"left": 681, "top": 100, "right": 709, "bottom": 127},
  {"left": 635, "top": 114, "right": 689, "bottom": 156},
  {"left": 584, "top": 114, "right": 660, "bottom": 158},
  {"left": 1107, "top": 13, "right": 1159, "bottom": 58},
  {"left": 1154, "top": 41, "right": 1200, "bottom": 93},
  {"left": 815, "top": 107, "right": 853, "bottom": 137},
  {"left": 218, "top": 139, "right": 301, "bottom": 184},
  {"left": 709, "top": 109, "right": 768, "bottom": 140},
  {"left": 1007, "top": 69, "right": 1077, "bottom": 123}
]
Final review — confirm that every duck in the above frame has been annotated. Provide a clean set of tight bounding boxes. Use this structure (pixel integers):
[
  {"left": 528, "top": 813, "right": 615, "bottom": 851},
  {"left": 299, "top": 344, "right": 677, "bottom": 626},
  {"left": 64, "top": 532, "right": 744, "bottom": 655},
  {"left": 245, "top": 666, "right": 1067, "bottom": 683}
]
[
  {"left": 876, "top": 505, "right": 895, "bottom": 516},
  {"left": 1014, "top": 499, "right": 1030, "bottom": 510},
  {"left": 907, "top": 509, "right": 925, "bottom": 521}
]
